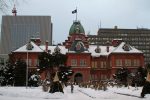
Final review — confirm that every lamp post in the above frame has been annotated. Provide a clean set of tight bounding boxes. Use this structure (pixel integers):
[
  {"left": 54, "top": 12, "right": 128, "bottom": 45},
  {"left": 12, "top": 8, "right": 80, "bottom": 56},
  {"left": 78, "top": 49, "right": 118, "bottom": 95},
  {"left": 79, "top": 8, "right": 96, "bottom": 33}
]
[{"left": 26, "top": 45, "right": 29, "bottom": 89}]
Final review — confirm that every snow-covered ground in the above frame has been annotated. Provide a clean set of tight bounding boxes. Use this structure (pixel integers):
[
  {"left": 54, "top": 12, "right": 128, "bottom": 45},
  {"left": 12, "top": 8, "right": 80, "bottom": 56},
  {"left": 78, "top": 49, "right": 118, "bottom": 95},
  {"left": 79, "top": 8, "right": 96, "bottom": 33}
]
[{"left": 0, "top": 86, "right": 150, "bottom": 100}]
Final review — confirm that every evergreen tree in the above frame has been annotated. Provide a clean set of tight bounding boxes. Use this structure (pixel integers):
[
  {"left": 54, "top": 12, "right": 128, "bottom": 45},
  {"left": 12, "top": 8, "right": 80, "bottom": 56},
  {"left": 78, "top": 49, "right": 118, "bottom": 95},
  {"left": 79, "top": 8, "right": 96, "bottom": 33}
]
[
  {"left": 135, "top": 67, "right": 146, "bottom": 86},
  {"left": 52, "top": 50, "right": 67, "bottom": 67},
  {"left": 3, "top": 60, "right": 15, "bottom": 86},
  {"left": 0, "top": 59, "right": 15, "bottom": 86},
  {"left": 39, "top": 46, "right": 74, "bottom": 93},
  {"left": 14, "top": 59, "right": 26, "bottom": 86},
  {"left": 114, "top": 67, "right": 130, "bottom": 86},
  {"left": 0, "top": 64, "right": 5, "bottom": 86},
  {"left": 28, "top": 71, "right": 40, "bottom": 87},
  {"left": 38, "top": 46, "right": 67, "bottom": 70},
  {"left": 141, "top": 63, "right": 150, "bottom": 97},
  {"left": 146, "top": 63, "right": 150, "bottom": 72},
  {"left": 38, "top": 52, "right": 53, "bottom": 69},
  {"left": 131, "top": 67, "right": 147, "bottom": 86},
  {"left": 59, "top": 66, "right": 73, "bottom": 86}
]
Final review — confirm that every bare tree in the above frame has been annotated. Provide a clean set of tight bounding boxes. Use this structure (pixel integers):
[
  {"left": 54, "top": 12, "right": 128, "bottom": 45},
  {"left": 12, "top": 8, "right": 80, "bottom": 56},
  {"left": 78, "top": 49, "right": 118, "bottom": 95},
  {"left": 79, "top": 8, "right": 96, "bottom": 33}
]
[
  {"left": 0, "top": 0, "right": 8, "bottom": 13},
  {"left": 0, "top": 0, "right": 21, "bottom": 13}
]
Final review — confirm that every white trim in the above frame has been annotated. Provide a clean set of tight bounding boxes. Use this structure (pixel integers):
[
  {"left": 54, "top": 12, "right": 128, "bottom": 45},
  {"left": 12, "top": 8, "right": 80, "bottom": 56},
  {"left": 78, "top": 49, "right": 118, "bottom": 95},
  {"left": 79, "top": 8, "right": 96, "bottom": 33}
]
[
  {"left": 112, "top": 67, "right": 139, "bottom": 68},
  {"left": 72, "top": 67, "right": 91, "bottom": 68}
]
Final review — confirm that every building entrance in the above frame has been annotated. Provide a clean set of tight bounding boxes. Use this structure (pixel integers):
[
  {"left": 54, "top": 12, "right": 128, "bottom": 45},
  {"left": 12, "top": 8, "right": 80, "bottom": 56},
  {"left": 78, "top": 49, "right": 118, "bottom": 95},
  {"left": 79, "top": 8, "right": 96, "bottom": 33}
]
[{"left": 74, "top": 73, "right": 83, "bottom": 84}]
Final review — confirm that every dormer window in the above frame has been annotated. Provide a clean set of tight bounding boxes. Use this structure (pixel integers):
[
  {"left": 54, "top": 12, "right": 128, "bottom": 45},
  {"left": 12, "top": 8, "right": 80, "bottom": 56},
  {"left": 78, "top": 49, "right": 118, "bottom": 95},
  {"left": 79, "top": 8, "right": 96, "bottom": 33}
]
[
  {"left": 54, "top": 45, "right": 61, "bottom": 53},
  {"left": 75, "top": 25, "right": 80, "bottom": 33},
  {"left": 75, "top": 42, "right": 81, "bottom": 50},
  {"left": 26, "top": 42, "right": 34, "bottom": 50},
  {"left": 48, "top": 50, "right": 51, "bottom": 53},
  {"left": 123, "top": 44, "right": 131, "bottom": 51}
]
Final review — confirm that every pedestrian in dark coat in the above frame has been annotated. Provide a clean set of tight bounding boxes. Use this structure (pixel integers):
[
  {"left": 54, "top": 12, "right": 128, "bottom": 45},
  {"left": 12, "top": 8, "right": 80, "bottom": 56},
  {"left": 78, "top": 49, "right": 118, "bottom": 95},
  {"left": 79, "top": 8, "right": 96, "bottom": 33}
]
[
  {"left": 141, "top": 71, "right": 150, "bottom": 98},
  {"left": 71, "top": 83, "right": 74, "bottom": 93}
]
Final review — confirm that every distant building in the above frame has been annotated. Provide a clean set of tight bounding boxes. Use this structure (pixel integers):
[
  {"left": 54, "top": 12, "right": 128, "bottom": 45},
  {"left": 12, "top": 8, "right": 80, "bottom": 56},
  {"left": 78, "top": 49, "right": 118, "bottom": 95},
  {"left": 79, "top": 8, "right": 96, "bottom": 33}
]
[
  {"left": 11, "top": 21, "right": 144, "bottom": 82},
  {"left": 0, "top": 15, "right": 52, "bottom": 55},
  {"left": 88, "top": 26, "right": 150, "bottom": 64},
  {"left": 0, "top": 6, "right": 52, "bottom": 55}
]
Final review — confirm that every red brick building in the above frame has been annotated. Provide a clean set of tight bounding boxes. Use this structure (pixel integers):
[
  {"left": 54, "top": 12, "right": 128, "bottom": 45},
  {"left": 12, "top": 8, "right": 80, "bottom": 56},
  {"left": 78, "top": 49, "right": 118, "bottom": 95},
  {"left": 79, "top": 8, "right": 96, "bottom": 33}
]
[{"left": 11, "top": 21, "right": 144, "bottom": 83}]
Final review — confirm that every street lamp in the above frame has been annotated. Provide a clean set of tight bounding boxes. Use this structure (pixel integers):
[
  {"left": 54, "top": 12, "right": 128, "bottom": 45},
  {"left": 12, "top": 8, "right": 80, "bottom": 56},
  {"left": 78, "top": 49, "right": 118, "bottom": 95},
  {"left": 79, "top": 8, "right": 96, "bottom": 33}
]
[
  {"left": 26, "top": 48, "right": 28, "bottom": 89},
  {"left": 26, "top": 41, "right": 34, "bottom": 88}
]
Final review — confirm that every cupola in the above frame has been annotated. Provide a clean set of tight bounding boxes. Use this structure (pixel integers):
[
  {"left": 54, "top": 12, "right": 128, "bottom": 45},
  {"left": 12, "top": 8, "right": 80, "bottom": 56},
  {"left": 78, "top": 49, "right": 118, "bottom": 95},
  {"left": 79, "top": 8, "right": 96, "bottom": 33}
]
[
  {"left": 69, "top": 21, "right": 85, "bottom": 35},
  {"left": 26, "top": 41, "right": 34, "bottom": 50}
]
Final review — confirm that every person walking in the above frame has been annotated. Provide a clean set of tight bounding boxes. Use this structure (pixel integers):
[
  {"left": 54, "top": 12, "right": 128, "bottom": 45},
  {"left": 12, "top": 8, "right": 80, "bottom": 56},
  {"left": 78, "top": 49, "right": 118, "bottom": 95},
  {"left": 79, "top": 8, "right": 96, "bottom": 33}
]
[
  {"left": 71, "top": 83, "right": 74, "bottom": 93},
  {"left": 141, "top": 66, "right": 150, "bottom": 98}
]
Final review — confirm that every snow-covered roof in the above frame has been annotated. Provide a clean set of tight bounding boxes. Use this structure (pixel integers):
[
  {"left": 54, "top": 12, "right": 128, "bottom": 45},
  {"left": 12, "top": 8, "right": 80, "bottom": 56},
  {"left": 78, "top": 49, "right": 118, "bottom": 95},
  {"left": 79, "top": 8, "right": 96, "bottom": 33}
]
[
  {"left": 13, "top": 41, "right": 142, "bottom": 55},
  {"left": 40, "top": 45, "right": 68, "bottom": 54},
  {"left": 13, "top": 41, "right": 44, "bottom": 52},
  {"left": 88, "top": 45, "right": 115, "bottom": 57},
  {"left": 112, "top": 42, "right": 143, "bottom": 54}
]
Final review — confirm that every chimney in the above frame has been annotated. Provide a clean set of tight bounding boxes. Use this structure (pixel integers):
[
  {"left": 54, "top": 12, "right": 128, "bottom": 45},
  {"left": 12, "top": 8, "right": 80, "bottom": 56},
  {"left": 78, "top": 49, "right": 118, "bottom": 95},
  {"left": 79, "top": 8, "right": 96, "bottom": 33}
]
[
  {"left": 106, "top": 41, "right": 110, "bottom": 52},
  {"left": 112, "top": 39, "right": 122, "bottom": 47},
  {"left": 107, "top": 46, "right": 109, "bottom": 52},
  {"left": 45, "top": 40, "right": 49, "bottom": 52},
  {"left": 114, "top": 26, "right": 118, "bottom": 29},
  {"left": 30, "top": 38, "right": 41, "bottom": 46}
]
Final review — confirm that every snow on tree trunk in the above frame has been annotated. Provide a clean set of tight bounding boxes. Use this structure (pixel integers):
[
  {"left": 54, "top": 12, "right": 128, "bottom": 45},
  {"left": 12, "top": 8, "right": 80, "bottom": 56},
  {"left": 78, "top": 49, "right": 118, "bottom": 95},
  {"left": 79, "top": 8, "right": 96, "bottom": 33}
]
[
  {"left": 146, "top": 72, "right": 150, "bottom": 82},
  {"left": 49, "top": 72, "right": 64, "bottom": 93}
]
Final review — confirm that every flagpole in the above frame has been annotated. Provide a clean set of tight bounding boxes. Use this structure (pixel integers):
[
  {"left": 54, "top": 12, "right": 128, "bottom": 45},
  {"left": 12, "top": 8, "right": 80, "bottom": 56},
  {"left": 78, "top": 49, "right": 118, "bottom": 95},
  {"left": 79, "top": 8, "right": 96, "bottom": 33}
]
[{"left": 100, "top": 20, "right": 101, "bottom": 29}]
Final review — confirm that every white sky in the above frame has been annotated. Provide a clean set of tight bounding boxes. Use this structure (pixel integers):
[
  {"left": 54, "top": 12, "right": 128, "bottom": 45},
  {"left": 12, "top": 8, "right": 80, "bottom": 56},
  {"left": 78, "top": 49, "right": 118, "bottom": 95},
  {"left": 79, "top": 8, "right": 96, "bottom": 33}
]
[{"left": 0, "top": 0, "right": 150, "bottom": 44}]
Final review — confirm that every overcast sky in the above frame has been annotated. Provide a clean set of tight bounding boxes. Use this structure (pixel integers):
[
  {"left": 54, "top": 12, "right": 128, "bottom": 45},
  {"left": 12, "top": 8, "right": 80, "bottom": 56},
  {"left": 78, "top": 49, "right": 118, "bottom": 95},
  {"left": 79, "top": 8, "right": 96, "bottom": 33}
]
[{"left": 1, "top": 0, "right": 150, "bottom": 44}]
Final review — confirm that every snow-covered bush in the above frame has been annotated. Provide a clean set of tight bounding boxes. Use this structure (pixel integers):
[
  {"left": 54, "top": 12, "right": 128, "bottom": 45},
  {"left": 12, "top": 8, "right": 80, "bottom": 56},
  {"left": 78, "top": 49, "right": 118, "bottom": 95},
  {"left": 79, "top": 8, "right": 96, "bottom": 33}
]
[{"left": 28, "top": 74, "right": 41, "bottom": 87}]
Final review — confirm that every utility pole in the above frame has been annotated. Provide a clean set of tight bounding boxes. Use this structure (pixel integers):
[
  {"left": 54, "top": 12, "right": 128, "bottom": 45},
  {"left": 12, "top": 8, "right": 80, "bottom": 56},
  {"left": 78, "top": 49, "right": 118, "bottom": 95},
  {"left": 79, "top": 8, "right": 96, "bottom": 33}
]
[{"left": 26, "top": 43, "right": 29, "bottom": 89}]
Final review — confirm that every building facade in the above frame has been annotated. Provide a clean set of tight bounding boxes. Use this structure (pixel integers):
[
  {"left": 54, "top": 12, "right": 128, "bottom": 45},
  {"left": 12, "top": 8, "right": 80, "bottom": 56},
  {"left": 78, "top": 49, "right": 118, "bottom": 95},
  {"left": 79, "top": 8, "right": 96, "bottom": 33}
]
[
  {"left": 0, "top": 15, "right": 53, "bottom": 54},
  {"left": 88, "top": 26, "right": 150, "bottom": 64},
  {"left": 11, "top": 21, "right": 144, "bottom": 82}
]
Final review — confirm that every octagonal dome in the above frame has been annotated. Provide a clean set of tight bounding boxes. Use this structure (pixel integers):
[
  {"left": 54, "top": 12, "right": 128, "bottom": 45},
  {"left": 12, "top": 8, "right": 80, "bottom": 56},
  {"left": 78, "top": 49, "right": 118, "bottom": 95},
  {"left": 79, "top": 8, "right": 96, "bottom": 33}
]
[{"left": 69, "top": 21, "right": 85, "bottom": 35}]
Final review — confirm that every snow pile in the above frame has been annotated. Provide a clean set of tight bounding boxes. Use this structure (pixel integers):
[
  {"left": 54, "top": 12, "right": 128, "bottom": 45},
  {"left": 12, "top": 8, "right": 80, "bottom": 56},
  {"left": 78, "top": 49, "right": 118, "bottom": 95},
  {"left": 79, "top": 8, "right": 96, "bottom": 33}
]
[
  {"left": 107, "top": 86, "right": 150, "bottom": 99},
  {"left": 0, "top": 87, "right": 65, "bottom": 99},
  {"left": 78, "top": 87, "right": 116, "bottom": 99},
  {"left": 0, "top": 85, "right": 150, "bottom": 100},
  {"left": 78, "top": 86, "right": 150, "bottom": 100},
  {"left": 145, "top": 94, "right": 150, "bottom": 99},
  {"left": 108, "top": 86, "right": 142, "bottom": 96}
]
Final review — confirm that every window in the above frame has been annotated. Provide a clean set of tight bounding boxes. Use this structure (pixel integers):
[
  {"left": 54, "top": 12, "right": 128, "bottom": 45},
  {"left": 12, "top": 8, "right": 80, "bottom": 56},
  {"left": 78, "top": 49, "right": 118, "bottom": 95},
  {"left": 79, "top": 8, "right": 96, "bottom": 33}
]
[
  {"left": 80, "top": 59, "right": 86, "bottom": 66},
  {"left": 26, "top": 59, "right": 32, "bottom": 66},
  {"left": 101, "top": 74, "right": 107, "bottom": 80},
  {"left": 101, "top": 61, "right": 106, "bottom": 68},
  {"left": 71, "top": 59, "right": 77, "bottom": 66},
  {"left": 34, "top": 59, "right": 39, "bottom": 66},
  {"left": 133, "top": 59, "right": 140, "bottom": 66},
  {"left": 0, "top": 58, "right": 5, "bottom": 65},
  {"left": 92, "top": 61, "right": 94, "bottom": 68},
  {"left": 116, "top": 59, "right": 122, "bottom": 66},
  {"left": 125, "top": 59, "right": 131, "bottom": 66},
  {"left": 29, "top": 59, "right": 32, "bottom": 66},
  {"left": 92, "top": 61, "right": 97, "bottom": 68},
  {"left": 95, "top": 46, "right": 101, "bottom": 53},
  {"left": 110, "top": 61, "right": 112, "bottom": 67}
]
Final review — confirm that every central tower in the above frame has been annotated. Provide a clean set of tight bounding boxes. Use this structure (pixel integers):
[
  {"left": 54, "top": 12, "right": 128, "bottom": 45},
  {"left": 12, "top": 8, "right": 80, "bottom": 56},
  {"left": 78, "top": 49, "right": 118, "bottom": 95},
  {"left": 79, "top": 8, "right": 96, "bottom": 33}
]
[
  {"left": 64, "top": 20, "right": 91, "bottom": 83},
  {"left": 69, "top": 21, "right": 85, "bottom": 35},
  {"left": 64, "top": 20, "right": 89, "bottom": 52}
]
